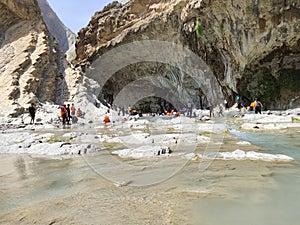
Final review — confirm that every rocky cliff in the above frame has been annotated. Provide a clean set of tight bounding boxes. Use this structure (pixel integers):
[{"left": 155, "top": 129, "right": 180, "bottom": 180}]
[
  {"left": 0, "top": 0, "right": 80, "bottom": 116},
  {"left": 1, "top": 0, "right": 298, "bottom": 117},
  {"left": 76, "top": 0, "right": 300, "bottom": 109},
  {"left": 37, "top": 0, "right": 76, "bottom": 61}
]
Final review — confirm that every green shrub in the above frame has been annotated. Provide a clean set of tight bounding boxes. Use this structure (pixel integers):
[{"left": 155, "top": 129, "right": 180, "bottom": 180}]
[
  {"left": 246, "top": 6, "right": 251, "bottom": 15},
  {"left": 262, "top": 0, "right": 269, "bottom": 6},
  {"left": 195, "top": 20, "right": 203, "bottom": 38},
  {"left": 198, "top": 131, "right": 216, "bottom": 136},
  {"left": 220, "top": 19, "right": 225, "bottom": 31}
]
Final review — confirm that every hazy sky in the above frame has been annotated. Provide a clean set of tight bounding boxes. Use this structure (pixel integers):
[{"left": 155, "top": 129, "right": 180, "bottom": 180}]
[{"left": 47, "top": 0, "right": 115, "bottom": 33}]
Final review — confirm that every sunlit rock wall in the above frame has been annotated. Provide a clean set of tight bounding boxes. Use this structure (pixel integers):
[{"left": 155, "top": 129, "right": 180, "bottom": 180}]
[
  {"left": 0, "top": 0, "right": 80, "bottom": 116},
  {"left": 37, "top": 0, "right": 76, "bottom": 62},
  {"left": 76, "top": 0, "right": 300, "bottom": 109}
]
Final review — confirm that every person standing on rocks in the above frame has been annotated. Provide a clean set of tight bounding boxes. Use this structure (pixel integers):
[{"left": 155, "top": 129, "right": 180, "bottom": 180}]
[
  {"left": 249, "top": 100, "right": 255, "bottom": 111},
  {"left": 207, "top": 102, "right": 214, "bottom": 118},
  {"left": 224, "top": 99, "right": 229, "bottom": 111},
  {"left": 66, "top": 104, "right": 71, "bottom": 125},
  {"left": 70, "top": 104, "right": 77, "bottom": 124},
  {"left": 70, "top": 103, "right": 76, "bottom": 116},
  {"left": 59, "top": 105, "right": 67, "bottom": 125},
  {"left": 29, "top": 103, "right": 36, "bottom": 124},
  {"left": 187, "top": 101, "right": 193, "bottom": 117},
  {"left": 236, "top": 95, "right": 241, "bottom": 103},
  {"left": 254, "top": 98, "right": 263, "bottom": 114},
  {"left": 218, "top": 103, "right": 224, "bottom": 117}
]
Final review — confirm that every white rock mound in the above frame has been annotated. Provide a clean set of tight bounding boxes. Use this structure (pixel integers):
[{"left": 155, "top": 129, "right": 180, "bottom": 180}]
[
  {"left": 112, "top": 145, "right": 170, "bottom": 159},
  {"left": 185, "top": 149, "right": 294, "bottom": 162}
]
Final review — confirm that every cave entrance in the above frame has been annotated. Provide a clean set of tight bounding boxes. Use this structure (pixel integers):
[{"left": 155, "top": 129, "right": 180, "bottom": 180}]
[
  {"left": 86, "top": 40, "right": 224, "bottom": 111},
  {"left": 133, "top": 96, "right": 176, "bottom": 114},
  {"left": 100, "top": 72, "right": 202, "bottom": 114},
  {"left": 99, "top": 70, "right": 212, "bottom": 112}
]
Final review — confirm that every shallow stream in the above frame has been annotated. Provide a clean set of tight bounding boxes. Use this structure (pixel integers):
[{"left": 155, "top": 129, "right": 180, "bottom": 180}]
[{"left": 0, "top": 117, "right": 299, "bottom": 224}]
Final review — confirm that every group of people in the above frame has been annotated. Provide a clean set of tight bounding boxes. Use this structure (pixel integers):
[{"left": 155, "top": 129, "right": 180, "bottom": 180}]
[
  {"left": 26, "top": 102, "right": 84, "bottom": 126},
  {"left": 27, "top": 96, "right": 264, "bottom": 126},
  {"left": 250, "top": 98, "right": 263, "bottom": 114},
  {"left": 181, "top": 96, "right": 264, "bottom": 118},
  {"left": 98, "top": 96, "right": 264, "bottom": 124},
  {"left": 235, "top": 96, "right": 263, "bottom": 114},
  {"left": 59, "top": 103, "right": 83, "bottom": 125}
]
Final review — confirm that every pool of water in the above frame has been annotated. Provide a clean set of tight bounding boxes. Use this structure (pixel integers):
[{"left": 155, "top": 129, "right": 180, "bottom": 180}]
[
  {"left": 179, "top": 165, "right": 300, "bottom": 225},
  {"left": 228, "top": 125, "right": 300, "bottom": 160},
  {"left": 181, "top": 124, "right": 300, "bottom": 225}
]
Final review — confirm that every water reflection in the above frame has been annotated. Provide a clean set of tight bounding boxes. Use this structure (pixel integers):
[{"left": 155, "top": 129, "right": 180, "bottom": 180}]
[
  {"left": 185, "top": 169, "right": 300, "bottom": 225},
  {"left": 14, "top": 157, "right": 27, "bottom": 179},
  {"left": 1, "top": 156, "right": 78, "bottom": 214}
]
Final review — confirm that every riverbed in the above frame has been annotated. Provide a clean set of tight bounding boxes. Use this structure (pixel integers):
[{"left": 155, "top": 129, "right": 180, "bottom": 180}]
[{"left": 0, "top": 111, "right": 299, "bottom": 225}]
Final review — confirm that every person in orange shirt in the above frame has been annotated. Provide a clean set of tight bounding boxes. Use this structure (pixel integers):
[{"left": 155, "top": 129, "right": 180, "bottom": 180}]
[
  {"left": 250, "top": 101, "right": 255, "bottom": 111},
  {"left": 76, "top": 108, "right": 82, "bottom": 117},
  {"left": 70, "top": 103, "right": 76, "bottom": 116},
  {"left": 59, "top": 105, "right": 67, "bottom": 125},
  {"left": 104, "top": 115, "right": 110, "bottom": 124}
]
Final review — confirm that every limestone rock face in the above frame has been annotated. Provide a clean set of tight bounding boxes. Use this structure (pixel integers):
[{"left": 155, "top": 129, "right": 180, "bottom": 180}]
[
  {"left": 37, "top": 0, "right": 76, "bottom": 61},
  {"left": 76, "top": 0, "right": 300, "bottom": 109},
  {"left": 0, "top": 0, "right": 80, "bottom": 116}
]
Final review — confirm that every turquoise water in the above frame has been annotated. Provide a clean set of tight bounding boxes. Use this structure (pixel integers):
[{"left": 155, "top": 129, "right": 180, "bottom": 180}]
[{"left": 229, "top": 126, "right": 300, "bottom": 160}]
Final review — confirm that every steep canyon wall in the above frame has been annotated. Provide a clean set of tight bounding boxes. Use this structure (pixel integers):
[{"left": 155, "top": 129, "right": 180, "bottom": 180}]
[
  {"left": 0, "top": 0, "right": 299, "bottom": 116},
  {"left": 0, "top": 0, "right": 80, "bottom": 116}
]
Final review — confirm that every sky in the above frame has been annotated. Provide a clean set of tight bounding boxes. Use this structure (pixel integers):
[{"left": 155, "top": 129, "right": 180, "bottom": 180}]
[{"left": 47, "top": 0, "right": 116, "bottom": 33}]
